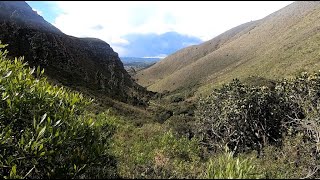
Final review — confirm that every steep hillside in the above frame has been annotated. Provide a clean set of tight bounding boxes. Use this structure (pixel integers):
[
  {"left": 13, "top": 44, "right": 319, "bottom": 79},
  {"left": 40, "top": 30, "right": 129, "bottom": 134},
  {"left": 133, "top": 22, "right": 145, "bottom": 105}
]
[
  {"left": 135, "top": 20, "right": 259, "bottom": 89},
  {"left": 135, "top": 1, "right": 320, "bottom": 94},
  {"left": 0, "top": 1, "right": 149, "bottom": 104}
]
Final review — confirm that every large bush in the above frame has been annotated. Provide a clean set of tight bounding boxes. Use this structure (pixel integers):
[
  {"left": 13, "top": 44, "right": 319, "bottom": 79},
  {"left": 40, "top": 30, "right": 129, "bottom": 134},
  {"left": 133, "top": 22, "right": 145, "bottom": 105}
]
[
  {"left": 196, "top": 79, "right": 299, "bottom": 153},
  {"left": 195, "top": 74, "right": 320, "bottom": 178},
  {"left": 0, "top": 42, "right": 117, "bottom": 179},
  {"left": 195, "top": 71, "right": 320, "bottom": 154}
]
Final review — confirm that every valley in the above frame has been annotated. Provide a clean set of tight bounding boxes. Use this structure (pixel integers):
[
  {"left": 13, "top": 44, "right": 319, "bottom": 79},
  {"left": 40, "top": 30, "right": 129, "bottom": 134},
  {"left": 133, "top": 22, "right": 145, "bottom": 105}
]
[
  {"left": 1, "top": 1, "right": 320, "bottom": 179},
  {"left": 120, "top": 57, "right": 160, "bottom": 76},
  {"left": 135, "top": 1, "right": 320, "bottom": 98}
]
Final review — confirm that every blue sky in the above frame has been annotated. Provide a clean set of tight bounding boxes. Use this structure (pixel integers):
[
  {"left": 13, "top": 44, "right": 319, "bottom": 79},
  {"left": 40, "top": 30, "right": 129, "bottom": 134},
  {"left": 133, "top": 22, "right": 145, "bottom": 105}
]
[
  {"left": 26, "top": 1, "right": 293, "bottom": 57},
  {"left": 26, "top": 1, "right": 61, "bottom": 23},
  {"left": 121, "top": 32, "right": 202, "bottom": 57}
]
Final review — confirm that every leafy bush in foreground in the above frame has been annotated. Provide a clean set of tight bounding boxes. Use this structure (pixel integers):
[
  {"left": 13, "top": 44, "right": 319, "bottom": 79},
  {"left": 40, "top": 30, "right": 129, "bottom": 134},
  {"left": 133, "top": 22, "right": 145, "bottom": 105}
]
[
  {"left": 196, "top": 79, "right": 298, "bottom": 154},
  {"left": 111, "top": 117, "right": 268, "bottom": 179},
  {"left": 205, "top": 147, "right": 260, "bottom": 179},
  {"left": 0, "top": 42, "right": 117, "bottom": 179},
  {"left": 3, "top": 39, "right": 320, "bottom": 179},
  {"left": 196, "top": 72, "right": 320, "bottom": 178},
  {"left": 196, "top": 71, "right": 320, "bottom": 154}
]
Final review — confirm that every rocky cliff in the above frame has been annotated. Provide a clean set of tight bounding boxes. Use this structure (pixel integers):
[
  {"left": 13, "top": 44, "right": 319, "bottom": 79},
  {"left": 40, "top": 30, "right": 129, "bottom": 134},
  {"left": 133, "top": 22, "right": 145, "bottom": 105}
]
[{"left": 0, "top": 1, "right": 149, "bottom": 104}]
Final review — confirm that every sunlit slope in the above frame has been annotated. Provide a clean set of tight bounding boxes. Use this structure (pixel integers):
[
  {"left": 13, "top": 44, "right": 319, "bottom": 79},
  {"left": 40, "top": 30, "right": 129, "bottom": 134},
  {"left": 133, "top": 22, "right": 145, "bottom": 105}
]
[
  {"left": 135, "top": 1, "right": 320, "bottom": 93},
  {"left": 134, "top": 20, "right": 259, "bottom": 89}
]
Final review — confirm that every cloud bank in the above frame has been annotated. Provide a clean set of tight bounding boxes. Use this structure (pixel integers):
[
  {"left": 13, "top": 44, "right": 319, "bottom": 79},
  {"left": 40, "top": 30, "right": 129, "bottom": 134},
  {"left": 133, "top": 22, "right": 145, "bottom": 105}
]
[{"left": 48, "top": 1, "right": 293, "bottom": 57}]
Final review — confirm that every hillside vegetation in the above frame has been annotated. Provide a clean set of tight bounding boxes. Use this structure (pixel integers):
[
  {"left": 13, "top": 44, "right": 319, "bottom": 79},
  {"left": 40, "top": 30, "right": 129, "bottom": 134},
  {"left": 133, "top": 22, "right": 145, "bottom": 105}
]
[
  {"left": 0, "top": 1, "right": 148, "bottom": 104},
  {"left": 135, "top": 1, "right": 320, "bottom": 96},
  {"left": 0, "top": 43, "right": 118, "bottom": 178},
  {"left": 2, "top": 41, "right": 320, "bottom": 179},
  {"left": 3, "top": 1, "right": 320, "bottom": 179}
]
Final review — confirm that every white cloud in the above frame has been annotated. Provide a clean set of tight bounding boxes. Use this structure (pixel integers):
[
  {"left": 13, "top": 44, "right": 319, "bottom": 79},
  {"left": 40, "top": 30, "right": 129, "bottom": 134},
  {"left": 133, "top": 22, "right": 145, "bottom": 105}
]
[
  {"left": 32, "top": 8, "right": 42, "bottom": 16},
  {"left": 52, "top": 1, "right": 293, "bottom": 56},
  {"left": 111, "top": 45, "right": 127, "bottom": 56}
]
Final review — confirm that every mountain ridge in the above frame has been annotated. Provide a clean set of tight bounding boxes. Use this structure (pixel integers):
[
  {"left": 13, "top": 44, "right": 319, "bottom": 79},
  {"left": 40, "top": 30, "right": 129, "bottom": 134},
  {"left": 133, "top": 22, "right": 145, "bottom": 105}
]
[
  {"left": 135, "top": 1, "right": 320, "bottom": 94},
  {"left": 0, "top": 1, "right": 150, "bottom": 104}
]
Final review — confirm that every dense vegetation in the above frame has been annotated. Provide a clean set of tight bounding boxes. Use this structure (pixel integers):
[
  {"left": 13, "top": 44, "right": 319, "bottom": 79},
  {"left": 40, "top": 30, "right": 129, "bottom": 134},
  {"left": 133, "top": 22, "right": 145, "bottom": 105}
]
[
  {"left": 196, "top": 73, "right": 320, "bottom": 178},
  {"left": 0, "top": 42, "right": 118, "bottom": 179},
  {"left": 1, "top": 41, "right": 320, "bottom": 179}
]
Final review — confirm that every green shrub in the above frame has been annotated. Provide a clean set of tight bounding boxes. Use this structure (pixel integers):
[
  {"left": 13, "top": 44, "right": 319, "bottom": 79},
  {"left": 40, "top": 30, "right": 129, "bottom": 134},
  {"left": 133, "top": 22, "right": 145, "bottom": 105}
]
[
  {"left": 195, "top": 71, "right": 320, "bottom": 153},
  {"left": 155, "top": 110, "right": 173, "bottom": 123},
  {"left": 252, "top": 133, "right": 318, "bottom": 179},
  {"left": 0, "top": 42, "right": 118, "bottom": 179},
  {"left": 195, "top": 79, "right": 298, "bottom": 153},
  {"left": 169, "top": 94, "right": 184, "bottom": 103},
  {"left": 205, "top": 147, "right": 262, "bottom": 179},
  {"left": 242, "top": 76, "right": 277, "bottom": 88},
  {"left": 164, "top": 115, "right": 195, "bottom": 139},
  {"left": 195, "top": 71, "right": 320, "bottom": 178},
  {"left": 111, "top": 121, "right": 205, "bottom": 179}
]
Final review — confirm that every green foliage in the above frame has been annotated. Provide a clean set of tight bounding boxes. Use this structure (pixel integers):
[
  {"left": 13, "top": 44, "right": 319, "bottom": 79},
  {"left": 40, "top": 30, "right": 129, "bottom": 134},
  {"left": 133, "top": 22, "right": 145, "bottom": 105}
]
[
  {"left": 155, "top": 110, "right": 173, "bottom": 123},
  {"left": 242, "top": 76, "right": 277, "bottom": 88},
  {"left": 169, "top": 94, "right": 185, "bottom": 103},
  {"left": 206, "top": 147, "right": 261, "bottom": 179},
  {"left": 3, "top": 38, "right": 320, "bottom": 179},
  {"left": 196, "top": 79, "right": 297, "bottom": 153},
  {"left": 253, "top": 134, "right": 317, "bottom": 179},
  {"left": 164, "top": 115, "right": 195, "bottom": 138},
  {"left": 111, "top": 121, "right": 205, "bottom": 179},
  {"left": 196, "top": 71, "right": 320, "bottom": 178},
  {"left": 196, "top": 71, "right": 320, "bottom": 153},
  {"left": 0, "top": 42, "right": 118, "bottom": 179}
]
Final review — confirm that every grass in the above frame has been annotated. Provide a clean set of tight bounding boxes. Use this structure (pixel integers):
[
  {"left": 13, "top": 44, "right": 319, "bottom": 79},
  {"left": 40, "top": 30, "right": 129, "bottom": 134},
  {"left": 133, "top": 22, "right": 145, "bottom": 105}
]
[
  {"left": 2, "top": 40, "right": 320, "bottom": 179},
  {"left": 134, "top": 2, "right": 320, "bottom": 97}
]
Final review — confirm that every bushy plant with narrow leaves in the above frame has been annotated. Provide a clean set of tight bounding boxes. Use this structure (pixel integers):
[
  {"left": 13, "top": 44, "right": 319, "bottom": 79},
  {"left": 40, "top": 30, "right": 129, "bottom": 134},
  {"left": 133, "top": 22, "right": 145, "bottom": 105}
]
[
  {"left": 0, "top": 42, "right": 118, "bottom": 179},
  {"left": 206, "top": 147, "right": 261, "bottom": 179},
  {"left": 195, "top": 79, "right": 298, "bottom": 154},
  {"left": 196, "top": 71, "right": 320, "bottom": 178}
]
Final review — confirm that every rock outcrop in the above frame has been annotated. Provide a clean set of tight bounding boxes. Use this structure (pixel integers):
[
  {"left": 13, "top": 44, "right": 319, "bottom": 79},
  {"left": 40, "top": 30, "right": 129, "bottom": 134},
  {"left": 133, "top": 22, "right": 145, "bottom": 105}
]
[{"left": 0, "top": 1, "right": 149, "bottom": 104}]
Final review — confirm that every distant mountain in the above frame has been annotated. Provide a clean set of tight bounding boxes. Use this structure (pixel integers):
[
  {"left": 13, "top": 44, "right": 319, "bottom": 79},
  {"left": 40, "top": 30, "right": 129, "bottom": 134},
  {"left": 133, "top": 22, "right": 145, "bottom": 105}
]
[
  {"left": 0, "top": 1, "right": 149, "bottom": 104},
  {"left": 135, "top": 1, "right": 320, "bottom": 94},
  {"left": 120, "top": 57, "right": 160, "bottom": 77},
  {"left": 119, "top": 32, "right": 202, "bottom": 57},
  {"left": 120, "top": 57, "right": 161, "bottom": 64}
]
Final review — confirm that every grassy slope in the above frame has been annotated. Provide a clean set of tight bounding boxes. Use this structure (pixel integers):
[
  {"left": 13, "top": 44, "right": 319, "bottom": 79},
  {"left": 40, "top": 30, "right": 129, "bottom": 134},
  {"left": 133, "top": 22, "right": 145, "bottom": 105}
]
[
  {"left": 45, "top": 75, "right": 155, "bottom": 126},
  {"left": 135, "top": 1, "right": 320, "bottom": 96},
  {"left": 134, "top": 20, "right": 258, "bottom": 89}
]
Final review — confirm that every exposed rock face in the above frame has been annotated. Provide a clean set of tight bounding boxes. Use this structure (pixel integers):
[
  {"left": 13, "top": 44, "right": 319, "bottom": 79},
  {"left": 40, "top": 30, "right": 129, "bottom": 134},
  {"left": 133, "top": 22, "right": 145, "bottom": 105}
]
[{"left": 0, "top": 1, "right": 149, "bottom": 103}]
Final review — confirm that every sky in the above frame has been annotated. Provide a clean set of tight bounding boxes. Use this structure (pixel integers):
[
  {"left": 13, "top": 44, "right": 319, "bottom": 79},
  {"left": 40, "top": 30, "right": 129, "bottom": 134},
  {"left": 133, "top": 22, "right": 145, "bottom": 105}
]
[{"left": 26, "top": 1, "right": 293, "bottom": 57}]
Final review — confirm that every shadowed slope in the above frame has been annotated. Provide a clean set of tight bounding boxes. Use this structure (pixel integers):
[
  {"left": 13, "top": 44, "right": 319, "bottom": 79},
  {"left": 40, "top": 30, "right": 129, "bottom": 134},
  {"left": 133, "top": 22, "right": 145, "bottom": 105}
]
[{"left": 0, "top": 1, "right": 150, "bottom": 104}]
